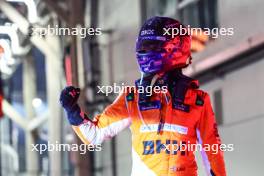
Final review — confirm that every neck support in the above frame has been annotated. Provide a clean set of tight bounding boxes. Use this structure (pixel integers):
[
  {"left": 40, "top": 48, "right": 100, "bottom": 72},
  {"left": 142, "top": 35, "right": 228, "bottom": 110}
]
[{"left": 135, "top": 69, "right": 198, "bottom": 112}]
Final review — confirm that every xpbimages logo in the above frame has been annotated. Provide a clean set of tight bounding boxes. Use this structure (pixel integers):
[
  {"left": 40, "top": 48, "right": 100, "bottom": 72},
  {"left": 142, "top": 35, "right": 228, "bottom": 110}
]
[
  {"left": 29, "top": 25, "right": 102, "bottom": 38},
  {"left": 142, "top": 140, "right": 234, "bottom": 155},
  {"left": 31, "top": 141, "right": 102, "bottom": 154},
  {"left": 97, "top": 83, "right": 168, "bottom": 96},
  {"left": 163, "top": 25, "right": 234, "bottom": 38}
]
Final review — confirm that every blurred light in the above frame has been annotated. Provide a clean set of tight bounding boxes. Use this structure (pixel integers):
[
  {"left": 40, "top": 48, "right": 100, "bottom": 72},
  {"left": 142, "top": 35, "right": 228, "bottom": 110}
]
[
  {"left": 0, "top": 61, "right": 12, "bottom": 75},
  {"left": 32, "top": 98, "right": 42, "bottom": 109},
  {"left": 191, "top": 29, "right": 209, "bottom": 52},
  {"left": 6, "top": 0, "right": 38, "bottom": 23},
  {"left": 6, "top": 57, "right": 15, "bottom": 65},
  {"left": 0, "top": 39, "right": 14, "bottom": 75},
  {"left": 0, "top": 24, "right": 30, "bottom": 55},
  {"left": 65, "top": 55, "right": 72, "bottom": 86},
  {"left": 0, "top": 39, "right": 12, "bottom": 58},
  {"left": 191, "top": 39, "right": 206, "bottom": 52},
  {"left": 178, "top": 0, "right": 198, "bottom": 9}
]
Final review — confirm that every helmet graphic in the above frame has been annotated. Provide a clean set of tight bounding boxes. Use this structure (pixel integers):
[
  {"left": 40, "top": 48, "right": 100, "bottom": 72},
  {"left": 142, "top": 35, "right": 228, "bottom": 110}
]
[{"left": 136, "top": 16, "right": 191, "bottom": 74}]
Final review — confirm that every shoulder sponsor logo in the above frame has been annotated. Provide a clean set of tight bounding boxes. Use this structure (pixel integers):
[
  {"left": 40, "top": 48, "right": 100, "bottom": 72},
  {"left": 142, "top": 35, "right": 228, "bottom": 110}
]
[{"left": 140, "top": 123, "right": 188, "bottom": 135}]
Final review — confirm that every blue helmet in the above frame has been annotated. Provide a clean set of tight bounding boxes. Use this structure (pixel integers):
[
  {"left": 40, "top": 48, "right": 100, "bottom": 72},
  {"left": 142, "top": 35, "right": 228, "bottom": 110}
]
[{"left": 136, "top": 16, "right": 191, "bottom": 74}]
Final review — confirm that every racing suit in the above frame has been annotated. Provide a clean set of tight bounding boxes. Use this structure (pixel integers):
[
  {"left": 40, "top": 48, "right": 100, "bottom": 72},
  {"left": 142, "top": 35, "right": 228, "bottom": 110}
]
[{"left": 65, "top": 78, "right": 226, "bottom": 176}]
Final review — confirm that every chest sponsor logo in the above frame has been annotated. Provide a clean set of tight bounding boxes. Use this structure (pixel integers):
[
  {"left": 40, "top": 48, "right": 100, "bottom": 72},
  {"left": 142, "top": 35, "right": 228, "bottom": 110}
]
[
  {"left": 140, "top": 123, "right": 188, "bottom": 135},
  {"left": 142, "top": 140, "right": 188, "bottom": 156}
]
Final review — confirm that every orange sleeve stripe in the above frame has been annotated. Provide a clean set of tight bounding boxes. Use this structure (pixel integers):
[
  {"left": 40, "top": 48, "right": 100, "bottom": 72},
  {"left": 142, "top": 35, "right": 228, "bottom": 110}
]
[{"left": 72, "top": 126, "right": 90, "bottom": 145}]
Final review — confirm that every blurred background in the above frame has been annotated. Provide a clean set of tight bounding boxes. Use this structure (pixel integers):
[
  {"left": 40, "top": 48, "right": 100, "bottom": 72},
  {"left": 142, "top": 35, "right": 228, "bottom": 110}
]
[{"left": 0, "top": 0, "right": 264, "bottom": 176}]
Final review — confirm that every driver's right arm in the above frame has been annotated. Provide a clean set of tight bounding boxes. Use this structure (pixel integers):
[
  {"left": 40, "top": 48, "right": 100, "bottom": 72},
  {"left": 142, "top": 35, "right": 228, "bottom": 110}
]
[{"left": 60, "top": 86, "right": 132, "bottom": 145}]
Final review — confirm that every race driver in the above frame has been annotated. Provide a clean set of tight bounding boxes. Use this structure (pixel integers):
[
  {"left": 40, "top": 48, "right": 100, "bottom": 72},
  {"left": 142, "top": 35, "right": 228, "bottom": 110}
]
[{"left": 60, "top": 17, "right": 226, "bottom": 176}]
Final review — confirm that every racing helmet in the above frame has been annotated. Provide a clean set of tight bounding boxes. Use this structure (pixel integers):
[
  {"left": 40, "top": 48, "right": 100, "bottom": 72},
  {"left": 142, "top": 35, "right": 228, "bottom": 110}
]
[{"left": 136, "top": 16, "right": 191, "bottom": 74}]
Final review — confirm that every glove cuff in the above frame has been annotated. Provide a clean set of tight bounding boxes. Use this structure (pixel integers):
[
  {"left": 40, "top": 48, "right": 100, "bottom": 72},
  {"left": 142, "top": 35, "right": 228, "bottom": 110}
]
[{"left": 65, "top": 104, "right": 85, "bottom": 126}]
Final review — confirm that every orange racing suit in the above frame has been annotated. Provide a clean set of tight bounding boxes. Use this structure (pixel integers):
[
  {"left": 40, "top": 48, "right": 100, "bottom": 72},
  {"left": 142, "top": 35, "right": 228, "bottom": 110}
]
[{"left": 71, "top": 80, "right": 226, "bottom": 176}]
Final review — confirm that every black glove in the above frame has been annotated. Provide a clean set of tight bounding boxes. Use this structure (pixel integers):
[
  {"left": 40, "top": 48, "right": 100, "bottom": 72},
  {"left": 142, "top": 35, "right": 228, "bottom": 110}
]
[
  {"left": 60, "top": 86, "right": 84, "bottom": 126},
  {"left": 60, "top": 86, "right": 80, "bottom": 111}
]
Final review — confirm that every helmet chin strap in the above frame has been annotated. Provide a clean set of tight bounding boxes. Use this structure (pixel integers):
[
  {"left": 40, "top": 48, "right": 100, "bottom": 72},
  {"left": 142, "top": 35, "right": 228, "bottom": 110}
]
[
  {"left": 184, "top": 56, "right": 192, "bottom": 66},
  {"left": 137, "top": 71, "right": 165, "bottom": 103},
  {"left": 137, "top": 68, "right": 188, "bottom": 103},
  {"left": 139, "top": 71, "right": 165, "bottom": 87},
  {"left": 150, "top": 74, "right": 160, "bottom": 87},
  {"left": 139, "top": 72, "right": 144, "bottom": 85}
]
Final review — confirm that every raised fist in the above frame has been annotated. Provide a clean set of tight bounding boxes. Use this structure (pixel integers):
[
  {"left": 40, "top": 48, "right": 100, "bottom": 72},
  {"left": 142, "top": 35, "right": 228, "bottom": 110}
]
[{"left": 60, "top": 86, "right": 81, "bottom": 111}]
